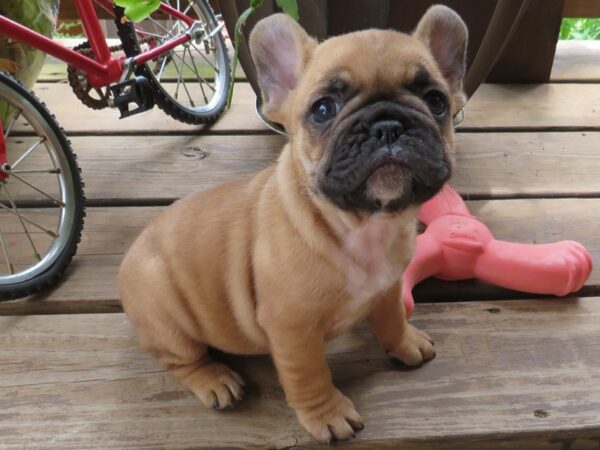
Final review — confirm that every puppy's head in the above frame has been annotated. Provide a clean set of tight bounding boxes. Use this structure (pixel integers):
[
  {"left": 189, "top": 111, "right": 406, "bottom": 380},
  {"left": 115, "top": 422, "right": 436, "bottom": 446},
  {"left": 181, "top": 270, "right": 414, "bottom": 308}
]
[{"left": 250, "top": 5, "right": 467, "bottom": 213}]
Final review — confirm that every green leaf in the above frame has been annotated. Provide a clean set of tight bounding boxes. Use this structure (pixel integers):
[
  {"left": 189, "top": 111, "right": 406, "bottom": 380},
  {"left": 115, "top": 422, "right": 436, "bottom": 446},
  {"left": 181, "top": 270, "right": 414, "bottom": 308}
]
[
  {"left": 114, "top": 0, "right": 161, "bottom": 23},
  {"left": 227, "top": 0, "right": 298, "bottom": 108},
  {"left": 559, "top": 17, "right": 600, "bottom": 40},
  {"left": 275, "top": 0, "right": 299, "bottom": 20},
  {"left": 227, "top": 6, "right": 256, "bottom": 108}
]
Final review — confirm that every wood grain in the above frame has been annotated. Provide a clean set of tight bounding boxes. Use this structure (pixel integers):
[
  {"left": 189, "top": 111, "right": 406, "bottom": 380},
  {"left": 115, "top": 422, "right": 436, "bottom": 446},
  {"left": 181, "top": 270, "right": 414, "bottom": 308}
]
[
  {"left": 1, "top": 198, "right": 598, "bottom": 314},
  {"left": 23, "top": 83, "right": 600, "bottom": 135},
  {"left": 551, "top": 41, "right": 600, "bottom": 82},
  {"left": 1, "top": 299, "right": 600, "bottom": 448},
  {"left": 460, "top": 84, "right": 600, "bottom": 130},
  {"left": 37, "top": 131, "right": 600, "bottom": 203},
  {"left": 29, "top": 83, "right": 266, "bottom": 134}
]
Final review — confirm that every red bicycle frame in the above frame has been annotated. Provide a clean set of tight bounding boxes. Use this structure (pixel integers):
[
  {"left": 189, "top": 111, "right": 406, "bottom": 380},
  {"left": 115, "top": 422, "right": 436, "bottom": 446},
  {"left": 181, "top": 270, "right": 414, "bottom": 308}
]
[{"left": 0, "top": 0, "right": 195, "bottom": 88}]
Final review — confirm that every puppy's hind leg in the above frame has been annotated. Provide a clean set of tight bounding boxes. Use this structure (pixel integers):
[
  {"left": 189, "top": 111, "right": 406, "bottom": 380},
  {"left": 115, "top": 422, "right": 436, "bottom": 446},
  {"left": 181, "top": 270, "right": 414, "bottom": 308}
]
[
  {"left": 131, "top": 306, "right": 245, "bottom": 410},
  {"left": 121, "top": 268, "right": 245, "bottom": 409},
  {"left": 137, "top": 319, "right": 246, "bottom": 410},
  {"left": 163, "top": 344, "right": 246, "bottom": 410}
]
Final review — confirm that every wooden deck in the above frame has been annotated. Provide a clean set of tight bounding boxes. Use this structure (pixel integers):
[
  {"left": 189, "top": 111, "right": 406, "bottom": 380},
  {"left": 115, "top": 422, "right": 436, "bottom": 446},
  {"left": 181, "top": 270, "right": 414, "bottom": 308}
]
[{"left": 1, "top": 41, "right": 600, "bottom": 449}]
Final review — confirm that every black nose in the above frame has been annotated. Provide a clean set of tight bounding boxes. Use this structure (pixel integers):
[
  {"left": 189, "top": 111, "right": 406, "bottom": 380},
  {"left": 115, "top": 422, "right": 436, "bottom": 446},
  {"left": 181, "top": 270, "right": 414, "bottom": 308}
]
[{"left": 370, "top": 119, "right": 404, "bottom": 146}]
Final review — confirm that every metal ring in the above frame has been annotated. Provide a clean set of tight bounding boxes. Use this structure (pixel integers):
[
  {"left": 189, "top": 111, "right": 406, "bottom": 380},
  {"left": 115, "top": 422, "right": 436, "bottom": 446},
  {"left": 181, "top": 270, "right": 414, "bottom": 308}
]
[
  {"left": 453, "top": 108, "right": 465, "bottom": 128},
  {"left": 254, "top": 97, "right": 287, "bottom": 135}
]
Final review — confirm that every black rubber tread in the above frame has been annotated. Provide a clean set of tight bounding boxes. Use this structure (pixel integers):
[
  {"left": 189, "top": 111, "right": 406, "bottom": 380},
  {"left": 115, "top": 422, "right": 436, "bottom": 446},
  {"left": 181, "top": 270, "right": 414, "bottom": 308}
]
[
  {"left": 0, "top": 72, "right": 86, "bottom": 301},
  {"left": 114, "top": 1, "right": 231, "bottom": 125}
]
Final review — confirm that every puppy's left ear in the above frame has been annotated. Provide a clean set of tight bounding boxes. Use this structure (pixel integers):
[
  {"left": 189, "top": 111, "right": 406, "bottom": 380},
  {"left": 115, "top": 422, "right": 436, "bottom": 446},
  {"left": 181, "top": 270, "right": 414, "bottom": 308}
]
[
  {"left": 250, "top": 14, "right": 317, "bottom": 126},
  {"left": 413, "top": 5, "right": 468, "bottom": 96}
]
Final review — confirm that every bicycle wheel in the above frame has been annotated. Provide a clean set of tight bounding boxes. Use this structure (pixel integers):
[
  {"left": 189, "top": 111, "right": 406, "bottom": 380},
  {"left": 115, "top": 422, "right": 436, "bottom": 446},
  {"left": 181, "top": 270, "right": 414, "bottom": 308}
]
[
  {"left": 115, "top": 0, "right": 231, "bottom": 125},
  {"left": 0, "top": 72, "right": 85, "bottom": 300}
]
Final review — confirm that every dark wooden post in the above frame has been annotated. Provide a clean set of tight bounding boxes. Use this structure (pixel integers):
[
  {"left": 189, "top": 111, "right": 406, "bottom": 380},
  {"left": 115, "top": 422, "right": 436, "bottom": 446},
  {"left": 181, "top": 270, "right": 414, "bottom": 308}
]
[{"left": 487, "top": 0, "right": 565, "bottom": 83}]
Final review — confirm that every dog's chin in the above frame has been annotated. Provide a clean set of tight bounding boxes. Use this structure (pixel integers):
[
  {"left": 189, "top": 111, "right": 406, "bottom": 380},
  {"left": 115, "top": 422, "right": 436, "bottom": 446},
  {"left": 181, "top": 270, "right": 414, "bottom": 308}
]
[
  {"left": 365, "top": 163, "right": 412, "bottom": 210},
  {"left": 317, "top": 160, "right": 447, "bottom": 214}
]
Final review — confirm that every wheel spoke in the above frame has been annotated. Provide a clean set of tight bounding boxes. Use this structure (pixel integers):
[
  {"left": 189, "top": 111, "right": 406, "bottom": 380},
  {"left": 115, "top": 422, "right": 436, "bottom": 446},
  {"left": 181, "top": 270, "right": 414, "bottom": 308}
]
[
  {"left": 156, "top": 53, "right": 169, "bottom": 81},
  {"left": 136, "top": 29, "right": 164, "bottom": 39},
  {"left": 2, "top": 185, "right": 40, "bottom": 261},
  {"left": 3, "top": 109, "right": 21, "bottom": 140},
  {"left": 11, "top": 137, "right": 46, "bottom": 169},
  {"left": 185, "top": 46, "right": 208, "bottom": 103},
  {"left": 149, "top": 18, "right": 175, "bottom": 38},
  {"left": 182, "top": 80, "right": 195, "bottom": 107},
  {"left": 9, "top": 172, "right": 65, "bottom": 207},
  {"left": 173, "top": 50, "right": 185, "bottom": 100},
  {"left": 178, "top": 49, "right": 197, "bottom": 106},
  {"left": 172, "top": 51, "right": 215, "bottom": 92},
  {"left": 0, "top": 226, "right": 14, "bottom": 275},
  {"left": 12, "top": 169, "right": 60, "bottom": 174},
  {"left": 189, "top": 41, "right": 219, "bottom": 73},
  {"left": 0, "top": 201, "right": 58, "bottom": 238}
]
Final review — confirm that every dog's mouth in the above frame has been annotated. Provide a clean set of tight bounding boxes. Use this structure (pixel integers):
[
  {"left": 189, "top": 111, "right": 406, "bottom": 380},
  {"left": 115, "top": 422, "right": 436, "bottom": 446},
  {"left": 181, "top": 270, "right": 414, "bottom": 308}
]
[{"left": 316, "top": 101, "right": 451, "bottom": 213}]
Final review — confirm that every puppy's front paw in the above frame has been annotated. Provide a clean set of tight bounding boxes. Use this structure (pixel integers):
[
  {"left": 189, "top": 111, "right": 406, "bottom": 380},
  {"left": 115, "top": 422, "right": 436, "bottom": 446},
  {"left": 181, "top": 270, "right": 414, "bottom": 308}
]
[
  {"left": 387, "top": 323, "right": 435, "bottom": 367},
  {"left": 296, "top": 388, "right": 364, "bottom": 444}
]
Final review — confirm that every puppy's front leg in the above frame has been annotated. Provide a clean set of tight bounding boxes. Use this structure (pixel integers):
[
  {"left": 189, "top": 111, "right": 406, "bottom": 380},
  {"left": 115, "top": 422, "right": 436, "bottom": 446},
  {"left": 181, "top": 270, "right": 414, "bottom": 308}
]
[
  {"left": 267, "top": 327, "right": 364, "bottom": 443},
  {"left": 368, "top": 283, "right": 436, "bottom": 367}
]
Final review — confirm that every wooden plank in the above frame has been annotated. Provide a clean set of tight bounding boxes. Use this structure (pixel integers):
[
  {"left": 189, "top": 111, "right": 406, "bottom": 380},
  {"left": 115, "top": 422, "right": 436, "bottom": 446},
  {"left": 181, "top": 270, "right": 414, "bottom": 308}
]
[
  {"left": 69, "top": 134, "right": 283, "bottom": 203},
  {"left": 21, "top": 83, "right": 600, "bottom": 135},
  {"left": 5, "top": 131, "right": 589, "bottom": 204},
  {"left": 460, "top": 83, "right": 600, "bottom": 131},
  {"left": 1, "top": 299, "right": 600, "bottom": 448},
  {"left": 28, "top": 82, "right": 266, "bottom": 134},
  {"left": 1, "top": 197, "right": 598, "bottom": 314},
  {"left": 551, "top": 40, "right": 600, "bottom": 82},
  {"left": 453, "top": 131, "right": 600, "bottom": 197},
  {"left": 563, "top": 0, "right": 600, "bottom": 17}
]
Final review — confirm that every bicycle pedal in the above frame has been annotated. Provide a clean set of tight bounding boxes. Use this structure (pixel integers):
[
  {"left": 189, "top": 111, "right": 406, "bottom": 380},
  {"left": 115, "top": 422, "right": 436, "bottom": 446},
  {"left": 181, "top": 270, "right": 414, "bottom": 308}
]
[{"left": 109, "top": 76, "right": 155, "bottom": 119}]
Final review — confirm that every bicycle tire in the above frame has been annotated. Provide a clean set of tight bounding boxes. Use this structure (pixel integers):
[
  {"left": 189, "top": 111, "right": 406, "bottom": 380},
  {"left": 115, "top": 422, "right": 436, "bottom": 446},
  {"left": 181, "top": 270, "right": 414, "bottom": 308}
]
[
  {"left": 0, "top": 72, "right": 85, "bottom": 300},
  {"left": 115, "top": 0, "right": 231, "bottom": 125}
]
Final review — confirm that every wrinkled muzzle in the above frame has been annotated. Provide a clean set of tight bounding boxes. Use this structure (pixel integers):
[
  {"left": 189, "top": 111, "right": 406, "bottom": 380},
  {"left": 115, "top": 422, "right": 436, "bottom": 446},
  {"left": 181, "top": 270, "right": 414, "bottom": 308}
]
[{"left": 317, "top": 101, "right": 451, "bottom": 213}]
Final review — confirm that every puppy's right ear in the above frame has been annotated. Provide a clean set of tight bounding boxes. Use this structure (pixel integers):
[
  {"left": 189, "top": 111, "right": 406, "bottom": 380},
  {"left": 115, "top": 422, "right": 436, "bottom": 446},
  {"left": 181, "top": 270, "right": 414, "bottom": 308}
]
[{"left": 249, "top": 13, "right": 317, "bottom": 125}]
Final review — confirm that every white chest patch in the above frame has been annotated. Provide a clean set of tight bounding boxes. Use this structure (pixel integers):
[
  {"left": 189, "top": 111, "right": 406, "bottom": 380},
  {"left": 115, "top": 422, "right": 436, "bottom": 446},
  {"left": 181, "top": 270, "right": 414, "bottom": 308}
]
[{"left": 331, "top": 216, "right": 403, "bottom": 334}]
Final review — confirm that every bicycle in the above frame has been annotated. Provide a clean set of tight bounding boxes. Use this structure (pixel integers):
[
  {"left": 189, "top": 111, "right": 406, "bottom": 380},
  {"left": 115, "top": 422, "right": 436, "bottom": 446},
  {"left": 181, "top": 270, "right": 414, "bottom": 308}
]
[{"left": 0, "top": 0, "right": 231, "bottom": 299}]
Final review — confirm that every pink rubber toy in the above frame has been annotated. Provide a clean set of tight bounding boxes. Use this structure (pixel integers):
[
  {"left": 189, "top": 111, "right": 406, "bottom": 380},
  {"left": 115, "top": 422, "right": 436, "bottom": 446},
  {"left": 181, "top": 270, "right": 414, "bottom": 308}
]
[{"left": 402, "top": 184, "right": 593, "bottom": 318}]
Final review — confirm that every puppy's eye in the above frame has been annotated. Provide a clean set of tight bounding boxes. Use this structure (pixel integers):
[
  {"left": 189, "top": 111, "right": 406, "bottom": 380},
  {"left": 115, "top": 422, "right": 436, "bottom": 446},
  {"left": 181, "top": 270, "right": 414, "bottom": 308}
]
[
  {"left": 423, "top": 91, "right": 447, "bottom": 116},
  {"left": 311, "top": 97, "right": 338, "bottom": 124}
]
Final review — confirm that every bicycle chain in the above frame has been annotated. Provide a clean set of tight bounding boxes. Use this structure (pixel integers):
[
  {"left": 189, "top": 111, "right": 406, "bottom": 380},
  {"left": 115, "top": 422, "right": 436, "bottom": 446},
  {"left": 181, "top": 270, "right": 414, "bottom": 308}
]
[
  {"left": 67, "top": 41, "right": 122, "bottom": 110},
  {"left": 67, "top": 37, "right": 154, "bottom": 110}
]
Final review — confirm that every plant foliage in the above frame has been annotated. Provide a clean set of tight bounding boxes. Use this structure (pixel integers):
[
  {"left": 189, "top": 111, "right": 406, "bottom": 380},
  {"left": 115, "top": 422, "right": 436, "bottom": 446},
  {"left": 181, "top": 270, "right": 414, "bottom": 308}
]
[
  {"left": 560, "top": 18, "right": 600, "bottom": 40},
  {"left": 114, "top": 0, "right": 161, "bottom": 23},
  {"left": 227, "top": 0, "right": 299, "bottom": 107}
]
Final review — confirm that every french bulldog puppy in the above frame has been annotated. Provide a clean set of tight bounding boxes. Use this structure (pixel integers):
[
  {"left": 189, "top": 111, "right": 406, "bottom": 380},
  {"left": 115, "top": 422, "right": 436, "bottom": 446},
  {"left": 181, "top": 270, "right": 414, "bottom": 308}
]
[{"left": 119, "top": 5, "right": 467, "bottom": 443}]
